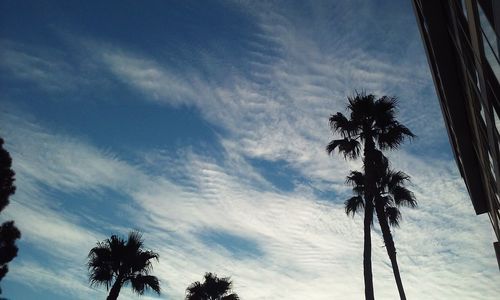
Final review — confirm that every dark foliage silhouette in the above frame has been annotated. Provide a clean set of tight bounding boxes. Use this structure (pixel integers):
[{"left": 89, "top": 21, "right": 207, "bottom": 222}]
[
  {"left": 87, "top": 231, "right": 160, "bottom": 300},
  {"left": 0, "top": 137, "right": 21, "bottom": 293},
  {"left": 327, "top": 93, "right": 414, "bottom": 300},
  {"left": 186, "top": 272, "right": 239, "bottom": 300},
  {"left": 345, "top": 154, "right": 417, "bottom": 300},
  {"left": 0, "top": 139, "right": 16, "bottom": 213}
]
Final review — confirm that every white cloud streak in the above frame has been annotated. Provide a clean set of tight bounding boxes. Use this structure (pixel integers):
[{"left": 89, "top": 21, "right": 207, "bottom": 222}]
[
  {"left": 1, "top": 110, "right": 498, "bottom": 299},
  {"left": 1, "top": 1, "right": 499, "bottom": 299}
]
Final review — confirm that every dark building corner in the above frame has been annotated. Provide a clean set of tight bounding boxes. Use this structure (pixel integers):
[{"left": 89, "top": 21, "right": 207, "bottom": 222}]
[{"left": 412, "top": 0, "right": 500, "bottom": 269}]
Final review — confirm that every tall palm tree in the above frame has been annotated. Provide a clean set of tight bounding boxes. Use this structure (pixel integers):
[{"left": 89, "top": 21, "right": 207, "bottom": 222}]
[
  {"left": 327, "top": 93, "right": 414, "bottom": 300},
  {"left": 185, "top": 272, "right": 239, "bottom": 300},
  {"left": 87, "top": 231, "right": 160, "bottom": 300},
  {"left": 374, "top": 167, "right": 416, "bottom": 300},
  {"left": 345, "top": 155, "right": 417, "bottom": 300}
]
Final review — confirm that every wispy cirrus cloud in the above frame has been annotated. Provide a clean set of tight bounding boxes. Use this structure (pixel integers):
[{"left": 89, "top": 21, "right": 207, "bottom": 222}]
[
  {"left": 9, "top": 260, "right": 162, "bottom": 300},
  {"left": 1, "top": 0, "right": 444, "bottom": 183},
  {"left": 72, "top": 0, "right": 445, "bottom": 189},
  {"left": 0, "top": 41, "right": 77, "bottom": 92},
  {"left": 1, "top": 108, "right": 498, "bottom": 299},
  {"left": 1, "top": 0, "right": 499, "bottom": 299}
]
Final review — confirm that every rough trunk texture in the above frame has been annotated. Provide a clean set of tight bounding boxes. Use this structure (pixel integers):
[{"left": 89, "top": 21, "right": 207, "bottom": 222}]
[
  {"left": 362, "top": 131, "right": 376, "bottom": 300},
  {"left": 107, "top": 276, "right": 123, "bottom": 300},
  {"left": 375, "top": 204, "right": 406, "bottom": 300},
  {"left": 363, "top": 201, "right": 374, "bottom": 300}
]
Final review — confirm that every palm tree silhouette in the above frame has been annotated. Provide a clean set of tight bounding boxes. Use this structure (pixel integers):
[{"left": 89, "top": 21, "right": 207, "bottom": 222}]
[
  {"left": 345, "top": 154, "right": 416, "bottom": 300},
  {"left": 185, "top": 272, "right": 239, "bottom": 300},
  {"left": 327, "top": 93, "right": 414, "bottom": 300},
  {"left": 87, "top": 231, "right": 160, "bottom": 300}
]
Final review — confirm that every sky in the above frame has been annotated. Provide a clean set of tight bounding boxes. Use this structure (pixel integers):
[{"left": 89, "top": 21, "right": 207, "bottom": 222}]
[{"left": 0, "top": 0, "right": 499, "bottom": 299}]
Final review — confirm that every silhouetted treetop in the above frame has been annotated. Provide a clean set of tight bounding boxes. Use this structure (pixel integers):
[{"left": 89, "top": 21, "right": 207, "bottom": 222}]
[
  {"left": 87, "top": 231, "right": 160, "bottom": 300},
  {"left": 0, "top": 137, "right": 21, "bottom": 293},
  {"left": 0, "top": 138, "right": 16, "bottom": 213},
  {"left": 186, "top": 272, "right": 239, "bottom": 300},
  {"left": 327, "top": 93, "right": 415, "bottom": 159}
]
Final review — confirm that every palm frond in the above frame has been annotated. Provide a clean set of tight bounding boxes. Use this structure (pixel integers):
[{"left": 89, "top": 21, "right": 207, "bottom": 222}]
[
  {"left": 373, "top": 96, "right": 397, "bottom": 128},
  {"left": 129, "top": 250, "right": 159, "bottom": 274},
  {"left": 88, "top": 242, "right": 114, "bottom": 289},
  {"left": 126, "top": 231, "right": 144, "bottom": 253},
  {"left": 88, "top": 265, "right": 113, "bottom": 289},
  {"left": 377, "top": 122, "right": 415, "bottom": 150},
  {"left": 385, "top": 206, "right": 401, "bottom": 227},
  {"left": 326, "top": 139, "right": 342, "bottom": 155},
  {"left": 352, "top": 185, "right": 364, "bottom": 196},
  {"left": 345, "top": 196, "right": 364, "bottom": 217},
  {"left": 339, "top": 139, "right": 361, "bottom": 159},
  {"left": 107, "top": 235, "right": 126, "bottom": 270},
  {"left": 345, "top": 171, "right": 364, "bottom": 187},
  {"left": 392, "top": 186, "right": 417, "bottom": 207},
  {"left": 186, "top": 273, "right": 238, "bottom": 300},
  {"left": 186, "top": 281, "right": 205, "bottom": 300},
  {"left": 387, "top": 170, "right": 410, "bottom": 191},
  {"left": 329, "top": 112, "right": 359, "bottom": 137},
  {"left": 130, "top": 274, "right": 160, "bottom": 295},
  {"left": 204, "top": 273, "right": 232, "bottom": 298},
  {"left": 326, "top": 138, "right": 361, "bottom": 159},
  {"left": 348, "top": 92, "right": 376, "bottom": 122}
]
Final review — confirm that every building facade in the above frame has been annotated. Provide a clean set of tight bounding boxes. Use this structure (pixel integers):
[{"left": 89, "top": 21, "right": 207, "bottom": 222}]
[{"left": 411, "top": 0, "right": 500, "bottom": 268}]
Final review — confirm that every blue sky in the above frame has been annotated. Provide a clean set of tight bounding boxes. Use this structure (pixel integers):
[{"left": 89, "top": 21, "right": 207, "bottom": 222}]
[{"left": 0, "top": 0, "right": 499, "bottom": 299}]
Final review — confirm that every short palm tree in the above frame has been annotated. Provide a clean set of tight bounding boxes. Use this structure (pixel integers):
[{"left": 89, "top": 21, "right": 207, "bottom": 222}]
[
  {"left": 345, "top": 155, "right": 416, "bottom": 300},
  {"left": 327, "top": 93, "right": 414, "bottom": 300},
  {"left": 87, "top": 231, "right": 160, "bottom": 300},
  {"left": 185, "top": 272, "right": 239, "bottom": 300}
]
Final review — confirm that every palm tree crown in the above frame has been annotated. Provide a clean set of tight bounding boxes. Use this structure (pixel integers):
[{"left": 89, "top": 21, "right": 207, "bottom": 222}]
[
  {"left": 344, "top": 156, "right": 417, "bottom": 225},
  {"left": 185, "top": 272, "right": 239, "bottom": 300},
  {"left": 87, "top": 231, "right": 160, "bottom": 300},
  {"left": 375, "top": 166, "right": 417, "bottom": 227},
  {"left": 327, "top": 93, "right": 414, "bottom": 159}
]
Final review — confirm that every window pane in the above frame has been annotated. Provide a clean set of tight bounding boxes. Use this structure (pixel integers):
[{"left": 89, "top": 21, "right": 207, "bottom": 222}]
[
  {"left": 478, "top": 4, "right": 499, "bottom": 58},
  {"left": 460, "top": 0, "right": 468, "bottom": 19},
  {"left": 494, "top": 108, "right": 500, "bottom": 135},
  {"left": 478, "top": 4, "right": 500, "bottom": 83}
]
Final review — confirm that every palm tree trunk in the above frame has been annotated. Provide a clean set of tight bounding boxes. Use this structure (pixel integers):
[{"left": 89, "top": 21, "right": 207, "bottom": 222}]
[
  {"left": 107, "top": 276, "right": 123, "bottom": 300},
  {"left": 363, "top": 201, "right": 375, "bottom": 300},
  {"left": 375, "top": 205, "right": 406, "bottom": 300},
  {"left": 362, "top": 131, "right": 377, "bottom": 300}
]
